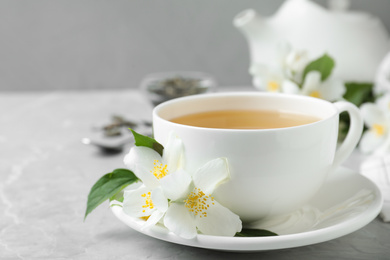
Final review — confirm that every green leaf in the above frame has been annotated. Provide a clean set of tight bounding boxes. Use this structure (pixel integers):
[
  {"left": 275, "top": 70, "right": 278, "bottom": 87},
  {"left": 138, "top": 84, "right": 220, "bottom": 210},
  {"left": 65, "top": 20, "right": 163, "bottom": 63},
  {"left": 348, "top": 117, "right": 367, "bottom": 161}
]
[
  {"left": 302, "top": 54, "right": 335, "bottom": 82},
  {"left": 130, "top": 128, "right": 164, "bottom": 156},
  {"left": 110, "top": 191, "right": 125, "bottom": 202},
  {"left": 235, "top": 228, "right": 278, "bottom": 237},
  {"left": 339, "top": 82, "right": 374, "bottom": 142},
  {"left": 343, "top": 82, "right": 375, "bottom": 107},
  {"left": 84, "top": 168, "right": 139, "bottom": 220}
]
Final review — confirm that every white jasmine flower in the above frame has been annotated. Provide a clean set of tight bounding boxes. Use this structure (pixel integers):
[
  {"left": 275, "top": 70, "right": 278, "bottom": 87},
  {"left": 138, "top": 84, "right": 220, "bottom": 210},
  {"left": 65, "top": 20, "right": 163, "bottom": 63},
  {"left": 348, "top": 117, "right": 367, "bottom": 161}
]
[
  {"left": 374, "top": 52, "right": 390, "bottom": 95},
  {"left": 284, "top": 71, "right": 345, "bottom": 101},
  {"left": 282, "top": 47, "right": 309, "bottom": 84},
  {"left": 376, "top": 93, "right": 390, "bottom": 114},
  {"left": 360, "top": 95, "right": 390, "bottom": 154},
  {"left": 250, "top": 63, "right": 297, "bottom": 93},
  {"left": 301, "top": 71, "right": 345, "bottom": 101},
  {"left": 275, "top": 42, "right": 309, "bottom": 84},
  {"left": 250, "top": 43, "right": 312, "bottom": 93},
  {"left": 284, "top": 49, "right": 309, "bottom": 77},
  {"left": 161, "top": 158, "right": 242, "bottom": 239},
  {"left": 123, "top": 133, "right": 184, "bottom": 188},
  {"left": 122, "top": 133, "right": 188, "bottom": 230},
  {"left": 123, "top": 185, "right": 169, "bottom": 229},
  {"left": 122, "top": 134, "right": 242, "bottom": 239}
]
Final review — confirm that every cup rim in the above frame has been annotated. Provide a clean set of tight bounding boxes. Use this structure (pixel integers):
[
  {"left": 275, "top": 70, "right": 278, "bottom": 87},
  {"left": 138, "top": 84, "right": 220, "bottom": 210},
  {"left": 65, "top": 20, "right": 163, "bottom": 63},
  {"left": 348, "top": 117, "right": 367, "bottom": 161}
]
[{"left": 153, "top": 92, "right": 338, "bottom": 132}]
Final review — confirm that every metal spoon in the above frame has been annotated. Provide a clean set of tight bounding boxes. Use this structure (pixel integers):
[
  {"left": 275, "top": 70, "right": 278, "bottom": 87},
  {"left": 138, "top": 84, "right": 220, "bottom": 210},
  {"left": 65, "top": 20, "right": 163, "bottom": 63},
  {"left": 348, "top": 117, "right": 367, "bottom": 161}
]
[
  {"left": 82, "top": 120, "right": 152, "bottom": 153},
  {"left": 81, "top": 135, "right": 133, "bottom": 153}
]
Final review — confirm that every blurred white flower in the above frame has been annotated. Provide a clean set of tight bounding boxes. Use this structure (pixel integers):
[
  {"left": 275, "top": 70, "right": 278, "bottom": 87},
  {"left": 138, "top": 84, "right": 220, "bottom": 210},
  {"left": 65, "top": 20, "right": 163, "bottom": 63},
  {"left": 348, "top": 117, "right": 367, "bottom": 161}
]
[
  {"left": 374, "top": 52, "right": 390, "bottom": 95},
  {"left": 283, "top": 71, "right": 345, "bottom": 101},
  {"left": 250, "top": 63, "right": 298, "bottom": 93},
  {"left": 376, "top": 93, "right": 390, "bottom": 114},
  {"left": 283, "top": 49, "right": 309, "bottom": 83},
  {"left": 359, "top": 94, "right": 390, "bottom": 154}
]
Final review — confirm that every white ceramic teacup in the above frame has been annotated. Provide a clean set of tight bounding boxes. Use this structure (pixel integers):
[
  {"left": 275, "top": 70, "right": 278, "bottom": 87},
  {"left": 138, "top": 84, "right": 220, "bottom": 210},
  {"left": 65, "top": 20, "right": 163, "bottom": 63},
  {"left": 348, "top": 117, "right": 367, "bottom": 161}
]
[{"left": 153, "top": 92, "right": 363, "bottom": 223}]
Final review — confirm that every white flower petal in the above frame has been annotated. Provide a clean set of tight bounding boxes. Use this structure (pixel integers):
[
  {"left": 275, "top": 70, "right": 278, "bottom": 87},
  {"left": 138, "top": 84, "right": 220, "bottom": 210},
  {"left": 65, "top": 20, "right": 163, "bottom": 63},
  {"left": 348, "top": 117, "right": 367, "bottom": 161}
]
[
  {"left": 164, "top": 203, "right": 197, "bottom": 239},
  {"left": 122, "top": 181, "right": 142, "bottom": 192},
  {"left": 361, "top": 103, "right": 386, "bottom": 128},
  {"left": 376, "top": 94, "right": 390, "bottom": 113},
  {"left": 142, "top": 210, "right": 165, "bottom": 230},
  {"left": 123, "top": 186, "right": 153, "bottom": 218},
  {"left": 124, "top": 146, "right": 161, "bottom": 188},
  {"left": 302, "top": 71, "right": 321, "bottom": 94},
  {"left": 265, "top": 74, "right": 284, "bottom": 93},
  {"left": 359, "top": 131, "right": 386, "bottom": 154},
  {"left": 250, "top": 63, "right": 287, "bottom": 93},
  {"left": 319, "top": 78, "right": 345, "bottom": 101},
  {"left": 285, "top": 49, "right": 308, "bottom": 73},
  {"left": 193, "top": 158, "right": 230, "bottom": 195},
  {"left": 281, "top": 80, "right": 300, "bottom": 95},
  {"left": 252, "top": 76, "right": 265, "bottom": 91},
  {"left": 195, "top": 200, "right": 242, "bottom": 237},
  {"left": 250, "top": 64, "right": 269, "bottom": 91},
  {"left": 151, "top": 187, "right": 168, "bottom": 212},
  {"left": 159, "top": 169, "right": 192, "bottom": 201},
  {"left": 163, "top": 133, "right": 184, "bottom": 173},
  {"left": 374, "top": 52, "right": 390, "bottom": 95}
]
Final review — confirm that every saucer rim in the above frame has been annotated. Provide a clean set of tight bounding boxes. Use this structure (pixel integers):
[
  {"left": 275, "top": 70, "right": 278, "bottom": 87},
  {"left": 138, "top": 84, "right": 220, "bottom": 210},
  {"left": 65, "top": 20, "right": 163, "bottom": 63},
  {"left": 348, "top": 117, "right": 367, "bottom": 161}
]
[{"left": 110, "top": 166, "right": 383, "bottom": 252}]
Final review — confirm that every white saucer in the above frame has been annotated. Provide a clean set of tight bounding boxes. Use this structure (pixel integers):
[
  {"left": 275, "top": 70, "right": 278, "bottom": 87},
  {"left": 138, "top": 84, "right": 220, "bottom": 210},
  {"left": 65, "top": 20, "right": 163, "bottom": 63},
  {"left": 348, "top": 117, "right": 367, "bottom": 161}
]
[{"left": 111, "top": 167, "right": 383, "bottom": 252}]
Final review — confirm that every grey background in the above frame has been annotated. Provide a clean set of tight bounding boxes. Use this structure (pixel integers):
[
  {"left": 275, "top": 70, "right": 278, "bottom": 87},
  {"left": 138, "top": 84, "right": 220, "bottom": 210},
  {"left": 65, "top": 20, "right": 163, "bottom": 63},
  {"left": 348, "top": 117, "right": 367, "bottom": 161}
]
[{"left": 1, "top": 0, "right": 389, "bottom": 91}]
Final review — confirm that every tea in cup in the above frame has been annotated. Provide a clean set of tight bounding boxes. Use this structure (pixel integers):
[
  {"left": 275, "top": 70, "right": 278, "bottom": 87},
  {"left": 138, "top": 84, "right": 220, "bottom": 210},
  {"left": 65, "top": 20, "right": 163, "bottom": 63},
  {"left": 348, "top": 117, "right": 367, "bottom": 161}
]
[{"left": 153, "top": 92, "right": 363, "bottom": 223}]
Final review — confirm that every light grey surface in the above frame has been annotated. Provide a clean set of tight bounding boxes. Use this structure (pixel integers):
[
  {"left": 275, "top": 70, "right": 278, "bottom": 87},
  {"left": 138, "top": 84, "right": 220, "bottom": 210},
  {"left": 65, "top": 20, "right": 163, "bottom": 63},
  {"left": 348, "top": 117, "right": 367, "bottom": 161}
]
[
  {"left": 1, "top": 89, "right": 389, "bottom": 259},
  {"left": 0, "top": 0, "right": 389, "bottom": 91}
]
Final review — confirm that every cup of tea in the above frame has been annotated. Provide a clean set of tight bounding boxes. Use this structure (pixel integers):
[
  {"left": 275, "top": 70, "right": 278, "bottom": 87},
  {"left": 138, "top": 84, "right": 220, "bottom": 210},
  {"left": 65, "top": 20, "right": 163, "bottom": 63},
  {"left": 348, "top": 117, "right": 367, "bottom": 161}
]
[{"left": 152, "top": 92, "right": 363, "bottom": 223}]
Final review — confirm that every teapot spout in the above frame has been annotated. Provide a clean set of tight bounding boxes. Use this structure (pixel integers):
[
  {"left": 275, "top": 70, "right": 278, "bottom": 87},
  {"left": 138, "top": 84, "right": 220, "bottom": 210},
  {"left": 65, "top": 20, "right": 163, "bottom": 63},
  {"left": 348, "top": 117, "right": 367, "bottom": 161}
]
[{"left": 233, "top": 9, "right": 263, "bottom": 40}]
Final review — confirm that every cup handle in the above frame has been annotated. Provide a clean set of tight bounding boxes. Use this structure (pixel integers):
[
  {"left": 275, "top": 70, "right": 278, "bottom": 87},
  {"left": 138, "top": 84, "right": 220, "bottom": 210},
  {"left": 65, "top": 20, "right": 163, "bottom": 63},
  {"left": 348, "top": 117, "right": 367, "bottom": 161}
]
[{"left": 332, "top": 101, "right": 363, "bottom": 169}]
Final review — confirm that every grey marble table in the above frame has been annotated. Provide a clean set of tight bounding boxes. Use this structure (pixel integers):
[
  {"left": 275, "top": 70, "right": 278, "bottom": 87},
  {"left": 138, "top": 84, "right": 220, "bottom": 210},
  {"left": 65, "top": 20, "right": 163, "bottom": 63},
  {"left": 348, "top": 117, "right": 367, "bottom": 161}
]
[{"left": 1, "top": 89, "right": 389, "bottom": 260}]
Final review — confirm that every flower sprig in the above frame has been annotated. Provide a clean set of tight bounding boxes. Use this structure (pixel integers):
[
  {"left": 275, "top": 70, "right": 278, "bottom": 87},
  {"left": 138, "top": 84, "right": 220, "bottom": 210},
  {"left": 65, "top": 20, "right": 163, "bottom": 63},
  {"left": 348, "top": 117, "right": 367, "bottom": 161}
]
[
  {"left": 250, "top": 43, "right": 345, "bottom": 101},
  {"left": 85, "top": 129, "right": 278, "bottom": 238},
  {"left": 359, "top": 94, "right": 390, "bottom": 154},
  {"left": 250, "top": 43, "right": 388, "bottom": 153}
]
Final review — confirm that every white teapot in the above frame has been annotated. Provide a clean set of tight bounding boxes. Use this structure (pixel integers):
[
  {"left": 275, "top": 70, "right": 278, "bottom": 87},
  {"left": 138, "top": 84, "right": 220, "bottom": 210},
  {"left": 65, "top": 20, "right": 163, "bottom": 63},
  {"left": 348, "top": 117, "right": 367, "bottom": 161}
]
[{"left": 234, "top": 0, "right": 390, "bottom": 82}]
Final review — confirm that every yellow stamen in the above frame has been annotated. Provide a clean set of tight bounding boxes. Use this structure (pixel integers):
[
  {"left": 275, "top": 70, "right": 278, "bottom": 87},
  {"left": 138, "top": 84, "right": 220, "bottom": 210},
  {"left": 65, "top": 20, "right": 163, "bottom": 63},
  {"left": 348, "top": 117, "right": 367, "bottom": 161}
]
[
  {"left": 309, "top": 90, "right": 321, "bottom": 98},
  {"left": 140, "top": 216, "right": 150, "bottom": 221},
  {"left": 267, "top": 81, "right": 280, "bottom": 92},
  {"left": 372, "top": 124, "right": 385, "bottom": 136},
  {"left": 151, "top": 160, "right": 168, "bottom": 179},
  {"left": 141, "top": 192, "right": 154, "bottom": 213},
  {"left": 184, "top": 188, "right": 214, "bottom": 218}
]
